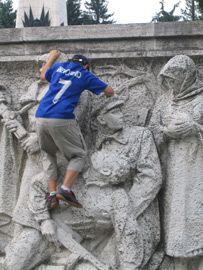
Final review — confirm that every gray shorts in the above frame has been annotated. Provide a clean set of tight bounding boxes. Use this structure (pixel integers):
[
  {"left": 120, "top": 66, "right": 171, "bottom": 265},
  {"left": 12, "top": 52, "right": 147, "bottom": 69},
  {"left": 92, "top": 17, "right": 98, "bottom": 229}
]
[{"left": 36, "top": 118, "right": 87, "bottom": 181}]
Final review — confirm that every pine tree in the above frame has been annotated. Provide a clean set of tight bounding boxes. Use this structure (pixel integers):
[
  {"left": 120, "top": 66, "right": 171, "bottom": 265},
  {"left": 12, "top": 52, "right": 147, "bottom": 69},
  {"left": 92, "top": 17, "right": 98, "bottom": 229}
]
[
  {"left": 83, "top": 0, "right": 115, "bottom": 24},
  {"left": 67, "top": 0, "right": 83, "bottom": 25},
  {"left": 0, "top": 7, "right": 2, "bottom": 28},
  {"left": 195, "top": 0, "right": 203, "bottom": 18},
  {"left": 152, "top": 0, "right": 181, "bottom": 22},
  {"left": 181, "top": 0, "right": 201, "bottom": 20},
  {"left": 196, "top": 0, "right": 203, "bottom": 10},
  {"left": 0, "top": 0, "right": 16, "bottom": 28}
]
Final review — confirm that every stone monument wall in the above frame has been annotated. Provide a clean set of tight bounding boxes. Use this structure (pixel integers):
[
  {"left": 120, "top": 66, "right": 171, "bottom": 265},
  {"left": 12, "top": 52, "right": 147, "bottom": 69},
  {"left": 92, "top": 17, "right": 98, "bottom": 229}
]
[{"left": 0, "top": 22, "right": 203, "bottom": 270}]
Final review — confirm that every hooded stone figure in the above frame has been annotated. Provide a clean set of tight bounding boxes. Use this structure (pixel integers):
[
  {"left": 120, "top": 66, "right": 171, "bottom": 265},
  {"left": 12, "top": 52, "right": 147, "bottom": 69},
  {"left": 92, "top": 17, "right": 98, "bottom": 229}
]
[
  {"left": 160, "top": 54, "right": 203, "bottom": 101},
  {"left": 149, "top": 55, "right": 203, "bottom": 259}
]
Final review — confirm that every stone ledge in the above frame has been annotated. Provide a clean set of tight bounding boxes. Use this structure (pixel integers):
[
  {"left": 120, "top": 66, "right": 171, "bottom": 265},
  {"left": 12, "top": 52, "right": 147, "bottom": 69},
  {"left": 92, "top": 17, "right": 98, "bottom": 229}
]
[
  {"left": 1, "top": 21, "right": 203, "bottom": 60},
  {"left": 1, "top": 49, "right": 203, "bottom": 63},
  {"left": 0, "top": 21, "right": 203, "bottom": 44}
]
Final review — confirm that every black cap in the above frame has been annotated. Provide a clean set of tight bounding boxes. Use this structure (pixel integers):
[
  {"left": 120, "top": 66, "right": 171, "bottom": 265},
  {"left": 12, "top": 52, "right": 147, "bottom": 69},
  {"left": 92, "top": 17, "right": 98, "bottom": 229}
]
[{"left": 71, "top": 54, "right": 89, "bottom": 65}]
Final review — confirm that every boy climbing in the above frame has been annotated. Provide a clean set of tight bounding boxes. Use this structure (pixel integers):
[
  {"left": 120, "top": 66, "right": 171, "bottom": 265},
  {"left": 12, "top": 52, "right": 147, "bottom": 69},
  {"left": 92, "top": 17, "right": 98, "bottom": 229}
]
[{"left": 35, "top": 50, "right": 114, "bottom": 209}]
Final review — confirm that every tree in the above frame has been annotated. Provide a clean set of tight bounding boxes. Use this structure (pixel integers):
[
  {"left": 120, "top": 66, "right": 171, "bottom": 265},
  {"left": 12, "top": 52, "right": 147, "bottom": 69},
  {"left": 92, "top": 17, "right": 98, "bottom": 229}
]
[
  {"left": 67, "top": 0, "right": 83, "bottom": 25},
  {"left": 0, "top": 0, "right": 16, "bottom": 28},
  {"left": 181, "top": 0, "right": 201, "bottom": 20},
  {"left": 196, "top": 0, "right": 203, "bottom": 10},
  {"left": 195, "top": 0, "right": 203, "bottom": 18},
  {"left": 152, "top": 0, "right": 182, "bottom": 22},
  {"left": 82, "top": 0, "right": 115, "bottom": 24}
]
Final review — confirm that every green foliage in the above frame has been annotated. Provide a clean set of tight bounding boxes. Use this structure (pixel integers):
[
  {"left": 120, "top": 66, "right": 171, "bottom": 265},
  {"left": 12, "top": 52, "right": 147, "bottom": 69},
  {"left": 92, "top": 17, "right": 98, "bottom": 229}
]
[
  {"left": 82, "top": 0, "right": 115, "bottom": 24},
  {"left": 181, "top": 0, "right": 202, "bottom": 20},
  {"left": 152, "top": 0, "right": 182, "bottom": 22},
  {"left": 67, "top": 0, "right": 83, "bottom": 25},
  {"left": 196, "top": 0, "right": 203, "bottom": 10},
  {"left": 81, "top": 13, "right": 94, "bottom": 24},
  {"left": 195, "top": 0, "right": 203, "bottom": 19},
  {"left": 66, "top": 0, "right": 115, "bottom": 25},
  {"left": 0, "top": 0, "right": 16, "bottom": 28}
]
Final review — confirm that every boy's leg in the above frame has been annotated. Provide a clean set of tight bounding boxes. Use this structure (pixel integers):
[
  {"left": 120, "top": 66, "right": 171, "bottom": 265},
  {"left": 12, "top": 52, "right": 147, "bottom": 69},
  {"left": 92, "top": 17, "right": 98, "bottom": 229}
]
[
  {"left": 56, "top": 170, "right": 82, "bottom": 208},
  {"left": 52, "top": 119, "right": 87, "bottom": 208},
  {"left": 63, "top": 170, "right": 80, "bottom": 189},
  {"left": 48, "top": 180, "right": 57, "bottom": 193},
  {"left": 36, "top": 120, "right": 59, "bottom": 209},
  {"left": 36, "top": 119, "right": 58, "bottom": 190}
]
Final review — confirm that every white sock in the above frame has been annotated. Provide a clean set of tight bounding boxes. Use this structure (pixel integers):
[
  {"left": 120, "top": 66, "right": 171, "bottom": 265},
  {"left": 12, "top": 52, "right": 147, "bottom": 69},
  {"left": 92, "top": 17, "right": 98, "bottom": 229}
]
[
  {"left": 50, "top": 191, "right": 57, "bottom": 196},
  {"left": 61, "top": 185, "right": 71, "bottom": 192}
]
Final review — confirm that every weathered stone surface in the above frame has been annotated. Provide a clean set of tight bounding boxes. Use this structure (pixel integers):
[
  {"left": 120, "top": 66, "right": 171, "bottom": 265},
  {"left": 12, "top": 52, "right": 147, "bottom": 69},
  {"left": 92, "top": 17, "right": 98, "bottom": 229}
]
[
  {"left": 0, "top": 23, "right": 203, "bottom": 270},
  {"left": 1, "top": 22, "right": 203, "bottom": 61}
]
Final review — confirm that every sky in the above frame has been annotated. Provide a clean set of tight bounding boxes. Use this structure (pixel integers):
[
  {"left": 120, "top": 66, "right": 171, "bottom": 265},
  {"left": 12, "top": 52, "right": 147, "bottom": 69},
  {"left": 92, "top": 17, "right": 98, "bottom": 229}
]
[{"left": 12, "top": 0, "right": 186, "bottom": 24}]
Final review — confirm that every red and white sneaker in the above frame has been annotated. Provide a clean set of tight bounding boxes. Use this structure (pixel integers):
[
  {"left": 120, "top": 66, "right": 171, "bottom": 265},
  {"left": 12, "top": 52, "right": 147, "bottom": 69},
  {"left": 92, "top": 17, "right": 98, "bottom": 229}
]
[
  {"left": 46, "top": 193, "right": 59, "bottom": 210},
  {"left": 56, "top": 188, "right": 82, "bottom": 208}
]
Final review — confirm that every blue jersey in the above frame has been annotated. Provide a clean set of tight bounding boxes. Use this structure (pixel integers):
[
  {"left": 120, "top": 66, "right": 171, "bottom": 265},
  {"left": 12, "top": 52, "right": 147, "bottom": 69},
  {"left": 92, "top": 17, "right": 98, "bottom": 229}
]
[{"left": 36, "top": 62, "right": 107, "bottom": 119}]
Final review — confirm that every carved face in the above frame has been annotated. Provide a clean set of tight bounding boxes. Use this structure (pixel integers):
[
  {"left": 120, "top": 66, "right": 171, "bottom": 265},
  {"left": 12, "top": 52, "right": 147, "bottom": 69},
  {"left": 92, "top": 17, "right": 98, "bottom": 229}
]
[
  {"left": 160, "top": 55, "right": 198, "bottom": 99},
  {"left": 164, "top": 76, "right": 183, "bottom": 95},
  {"left": 99, "top": 107, "right": 124, "bottom": 131}
]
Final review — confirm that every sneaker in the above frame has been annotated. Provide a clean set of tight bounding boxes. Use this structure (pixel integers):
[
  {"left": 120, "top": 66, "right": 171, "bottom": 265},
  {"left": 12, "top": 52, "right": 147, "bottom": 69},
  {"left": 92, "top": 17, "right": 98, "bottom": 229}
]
[
  {"left": 56, "top": 188, "right": 82, "bottom": 208},
  {"left": 46, "top": 193, "right": 59, "bottom": 210}
]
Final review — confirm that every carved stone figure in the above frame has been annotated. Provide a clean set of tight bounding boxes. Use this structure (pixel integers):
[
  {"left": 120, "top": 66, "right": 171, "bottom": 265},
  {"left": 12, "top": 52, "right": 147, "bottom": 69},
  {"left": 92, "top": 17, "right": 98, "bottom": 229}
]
[
  {"left": 81, "top": 95, "right": 163, "bottom": 269},
  {"left": 0, "top": 85, "right": 24, "bottom": 253},
  {"left": 149, "top": 55, "right": 203, "bottom": 267},
  {"left": 2, "top": 80, "right": 50, "bottom": 270},
  {"left": 3, "top": 93, "right": 162, "bottom": 270}
]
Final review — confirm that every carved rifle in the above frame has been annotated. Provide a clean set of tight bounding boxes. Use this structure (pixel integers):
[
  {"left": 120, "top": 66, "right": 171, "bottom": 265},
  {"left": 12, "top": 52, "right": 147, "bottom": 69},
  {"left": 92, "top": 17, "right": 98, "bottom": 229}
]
[
  {"left": 0, "top": 101, "right": 29, "bottom": 143},
  {"left": 56, "top": 226, "right": 112, "bottom": 270}
]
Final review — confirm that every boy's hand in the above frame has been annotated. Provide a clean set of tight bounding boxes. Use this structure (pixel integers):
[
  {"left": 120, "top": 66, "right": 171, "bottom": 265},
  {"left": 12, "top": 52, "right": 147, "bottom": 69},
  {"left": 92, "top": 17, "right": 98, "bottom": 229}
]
[
  {"left": 49, "top": 50, "right": 60, "bottom": 61},
  {"left": 40, "top": 50, "right": 61, "bottom": 81}
]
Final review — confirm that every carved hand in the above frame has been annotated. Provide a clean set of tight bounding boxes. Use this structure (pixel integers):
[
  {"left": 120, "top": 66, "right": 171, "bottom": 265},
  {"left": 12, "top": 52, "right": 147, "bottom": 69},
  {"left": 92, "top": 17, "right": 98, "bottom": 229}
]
[
  {"left": 164, "top": 118, "right": 198, "bottom": 138},
  {"left": 2, "top": 118, "right": 17, "bottom": 133},
  {"left": 40, "top": 219, "right": 58, "bottom": 245},
  {"left": 21, "top": 133, "right": 40, "bottom": 154}
]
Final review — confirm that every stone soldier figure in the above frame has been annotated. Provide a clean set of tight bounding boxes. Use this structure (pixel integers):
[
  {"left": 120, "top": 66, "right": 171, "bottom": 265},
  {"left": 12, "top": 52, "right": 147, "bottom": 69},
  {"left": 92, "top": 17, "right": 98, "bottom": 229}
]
[{"left": 82, "top": 95, "right": 162, "bottom": 269}]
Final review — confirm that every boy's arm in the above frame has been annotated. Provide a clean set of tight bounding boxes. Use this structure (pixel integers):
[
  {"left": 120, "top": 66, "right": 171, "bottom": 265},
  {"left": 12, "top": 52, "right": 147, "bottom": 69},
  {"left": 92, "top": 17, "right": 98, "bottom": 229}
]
[
  {"left": 103, "top": 85, "right": 114, "bottom": 97},
  {"left": 40, "top": 50, "right": 61, "bottom": 81}
]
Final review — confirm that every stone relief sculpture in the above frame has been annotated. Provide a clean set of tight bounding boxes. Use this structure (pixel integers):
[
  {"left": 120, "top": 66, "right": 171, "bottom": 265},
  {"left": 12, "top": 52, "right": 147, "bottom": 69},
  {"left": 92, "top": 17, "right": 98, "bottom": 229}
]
[
  {"left": 2, "top": 54, "right": 71, "bottom": 270},
  {"left": 34, "top": 96, "right": 162, "bottom": 269},
  {"left": 2, "top": 76, "right": 108, "bottom": 270},
  {"left": 149, "top": 55, "right": 203, "bottom": 270},
  {"left": 92, "top": 59, "right": 159, "bottom": 127},
  {"left": 4, "top": 52, "right": 201, "bottom": 270},
  {"left": 2, "top": 90, "right": 163, "bottom": 269},
  {"left": 0, "top": 84, "right": 24, "bottom": 254},
  {"left": 2, "top": 80, "right": 49, "bottom": 270},
  {"left": 82, "top": 95, "right": 162, "bottom": 269}
]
